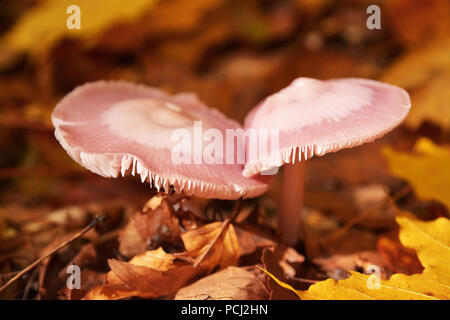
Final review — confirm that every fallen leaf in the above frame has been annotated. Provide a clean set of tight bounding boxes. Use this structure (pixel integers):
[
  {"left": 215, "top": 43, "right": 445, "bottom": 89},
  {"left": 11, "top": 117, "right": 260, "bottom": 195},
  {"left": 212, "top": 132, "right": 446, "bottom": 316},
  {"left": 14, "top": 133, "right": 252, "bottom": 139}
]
[
  {"left": 85, "top": 220, "right": 240, "bottom": 299},
  {"left": 175, "top": 266, "right": 268, "bottom": 300},
  {"left": 84, "top": 247, "right": 205, "bottom": 300},
  {"left": 377, "top": 234, "right": 424, "bottom": 275},
  {"left": 59, "top": 269, "right": 104, "bottom": 300},
  {"left": 383, "top": 138, "right": 450, "bottom": 209},
  {"left": 261, "top": 247, "right": 301, "bottom": 300},
  {"left": 264, "top": 214, "right": 450, "bottom": 300},
  {"left": 118, "top": 198, "right": 184, "bottom": 258},
  {"left": 235, "top": 226, "right": 276, "bottom": 257},
  {"left": 182, "top": 221, "right": 240, "bottom": 272}
]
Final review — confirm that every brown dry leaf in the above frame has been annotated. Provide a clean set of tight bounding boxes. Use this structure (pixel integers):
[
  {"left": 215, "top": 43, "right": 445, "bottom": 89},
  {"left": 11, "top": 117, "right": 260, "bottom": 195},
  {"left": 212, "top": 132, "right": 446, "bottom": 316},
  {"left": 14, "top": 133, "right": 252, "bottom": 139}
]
[
  {"left": 182, "top": 221, "right": 240, "bottom": 272},
  {"left": 85, "top": 220, "right": 240, "bottom": 299},
  {"left": 59, "top": 269, "right": 104, "bottom": 300},
  {"left": 377, "top": 235, "right": 424, "bottom": 275},
  {"left": 261, "top": 247, "right": 302, "bottom": 300},
  {"left": 175, "top": 266, "right": 268, "bottom": 300},
  {"left": 118, "top": 197, "right": 183, "bottom": 258},
  {"left": 235, "top": 226, "right": 276, "bottom": 257},
  {"left": 84, "top": 247, "right": 205, "bottom": 300},
  {"left": 57, "top": 243, "right": 97, "bottom": 278}
]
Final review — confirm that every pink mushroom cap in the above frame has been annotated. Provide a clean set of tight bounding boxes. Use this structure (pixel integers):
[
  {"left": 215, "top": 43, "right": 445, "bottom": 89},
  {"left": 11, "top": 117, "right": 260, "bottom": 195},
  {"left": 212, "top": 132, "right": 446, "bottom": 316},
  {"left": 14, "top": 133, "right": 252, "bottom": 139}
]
[
  {"left": 243, "top": 77, "right": 411, "bottom": 177},
  {"left": 52, "top": 81, "right": 268, "bottom": 199}
]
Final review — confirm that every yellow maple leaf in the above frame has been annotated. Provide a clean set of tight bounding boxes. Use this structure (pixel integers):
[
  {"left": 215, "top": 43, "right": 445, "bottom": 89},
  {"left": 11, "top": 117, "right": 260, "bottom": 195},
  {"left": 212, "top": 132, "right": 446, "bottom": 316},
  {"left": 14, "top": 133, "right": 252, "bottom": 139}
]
[
  {"left": 383, "top": 138, "right": 450, "bottom": 209},
  {"left": 2, "top": 0, "right": 157, "bottom": 53},
  {"left": 380, "top": 41, "right": 450, "bottom": 130},
  {"left": 264, "top": 214, "right": 450, "bottom": 300}
]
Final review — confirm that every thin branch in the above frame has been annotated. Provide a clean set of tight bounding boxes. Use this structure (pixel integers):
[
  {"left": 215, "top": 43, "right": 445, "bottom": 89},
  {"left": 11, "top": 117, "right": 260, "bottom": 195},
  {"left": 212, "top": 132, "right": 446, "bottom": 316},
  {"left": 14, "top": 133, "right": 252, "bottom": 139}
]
[
  {"left": 0, "top": 214, "right": 105, "bottom": 293},
  {"left": 326, "top": 185, "right": 412, "bottom": 242}
]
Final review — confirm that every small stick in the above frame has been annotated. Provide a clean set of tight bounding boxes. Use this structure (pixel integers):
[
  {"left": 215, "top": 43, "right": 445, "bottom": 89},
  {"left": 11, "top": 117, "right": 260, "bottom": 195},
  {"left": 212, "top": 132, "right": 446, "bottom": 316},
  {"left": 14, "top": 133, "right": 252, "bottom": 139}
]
[
  {"left": 326, "top": 185, "right": 411, "bottom": 242},
  {"left": 193, "top": 200, "right": 242, "bottom": 267},
  {"left": 287, "top": 275, "right": 319, "bottom": 284},
  {"left": 0, "top": 214, "right": 105, "bottom": 293}
]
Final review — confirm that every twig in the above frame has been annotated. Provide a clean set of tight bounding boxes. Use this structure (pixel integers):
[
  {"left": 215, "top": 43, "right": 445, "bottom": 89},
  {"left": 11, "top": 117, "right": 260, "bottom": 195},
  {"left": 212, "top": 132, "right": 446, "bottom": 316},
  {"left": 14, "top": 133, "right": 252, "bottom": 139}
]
[
  {"left": 287, "top": 275, "right": 319, "bottom": 284},
  {"left": 22, "top": 268, "right": 38, "bottom": 300},
  {"left": 193, "top": 200, "right": 242, "bottom": 267},
  {"left": 0, "top": 214, "right": 105, "bottom": 293},
  {"left": 326, "top": 185, "right": 411, "bottom": 242}
]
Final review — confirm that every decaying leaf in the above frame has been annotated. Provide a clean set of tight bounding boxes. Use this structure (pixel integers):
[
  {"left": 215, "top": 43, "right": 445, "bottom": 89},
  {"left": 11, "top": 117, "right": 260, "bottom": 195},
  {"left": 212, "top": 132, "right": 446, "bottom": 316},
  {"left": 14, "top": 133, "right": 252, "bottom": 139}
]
[
  {"left": 377, "top": 234, "right": 424, "bottom": 275},
  {"left": 84, "top": 247, "right": 206, "bottom": 300},
  {"left": 182, "top": 221, "right": 240, "bottom": 272},
  {"left": 175, "top": 266, "right": 268, "bottom": 300},
  {"left": 383, "top": 138, "right": 450, "bottom": 209},
  {"left": 261, "top": 247, "right": 302, "bottom": 300},
  {"left": 118, "top": 197, "right": 184, "bottom": 258},
  {"left": 264, "top": 214, "right": 450, "bottom": 300},
  {"left": 85, "top": 220, "right": 240, "bottom": 299}
]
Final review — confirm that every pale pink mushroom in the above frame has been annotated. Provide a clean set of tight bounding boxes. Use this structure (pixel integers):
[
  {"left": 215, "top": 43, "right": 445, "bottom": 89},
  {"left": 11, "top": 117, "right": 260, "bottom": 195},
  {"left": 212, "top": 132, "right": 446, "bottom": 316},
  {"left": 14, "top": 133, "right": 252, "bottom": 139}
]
[
  {"left": 52, "top": 81, "right": 268, "bottom": 200},
  {"left": 243, "top": 77, "right": 411, "bottom": 245}
]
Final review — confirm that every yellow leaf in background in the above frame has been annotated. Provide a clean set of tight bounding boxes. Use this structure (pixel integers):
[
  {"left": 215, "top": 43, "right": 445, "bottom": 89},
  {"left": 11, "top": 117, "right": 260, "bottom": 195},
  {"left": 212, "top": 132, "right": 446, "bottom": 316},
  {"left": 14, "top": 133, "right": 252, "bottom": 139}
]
[
  {"left": 264, "top": 214, "right": 450, "bottom": 300},
  {"left": 381, "top": 41, "right": 450, "bottom": 130},
  {"left": 383, "top": 138, "right": 450, "bottom": 209},
  {"left": 2, "top": 0, "right": 157, "bottom": 53}
]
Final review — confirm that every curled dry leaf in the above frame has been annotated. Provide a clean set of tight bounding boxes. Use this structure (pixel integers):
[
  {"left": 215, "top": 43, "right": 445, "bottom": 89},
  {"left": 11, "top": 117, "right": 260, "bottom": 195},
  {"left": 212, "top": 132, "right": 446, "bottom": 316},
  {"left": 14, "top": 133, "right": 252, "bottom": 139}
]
[
  {"left": 181, "top": 221, "right": 240, "bottom": 272},
  {"left": 85, "top": 220, "right": 240, "bottom": 299},
  {"left": 175, "top": 266, "right": 268, "bottom": 300},
  {"left": 377, "top": 234, "right": 424, "bottom": 275},
  {"left": 119, "top": 194, "right": 204, "bottom": 258},
  {"left": 235, "top": 226, "right": 276, "bottom": 257},
  {"left": 119, "top": 197, "right": 183, "bottom": 258},
  {"left": 84, "top": 247, "right": 206, "bottom": 300},
  {"left": 261, "top": 247, "right": 303, "bottom": 300}
]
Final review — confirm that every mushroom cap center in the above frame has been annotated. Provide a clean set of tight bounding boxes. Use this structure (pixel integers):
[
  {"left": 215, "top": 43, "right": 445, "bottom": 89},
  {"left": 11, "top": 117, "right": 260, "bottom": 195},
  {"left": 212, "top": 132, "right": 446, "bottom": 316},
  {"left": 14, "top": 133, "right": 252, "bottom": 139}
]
[
  {"left": 102, "top": 98, "right": 199, "bottom": 148},
  {"left": 259, "top": 78, "right": 374, "bottom": 130}
]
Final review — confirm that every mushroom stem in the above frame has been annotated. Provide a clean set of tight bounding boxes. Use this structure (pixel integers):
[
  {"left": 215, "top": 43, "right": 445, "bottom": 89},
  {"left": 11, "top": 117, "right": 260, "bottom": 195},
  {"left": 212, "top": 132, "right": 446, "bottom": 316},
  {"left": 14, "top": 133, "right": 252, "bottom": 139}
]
[{"left": 278, "top": 161, "right": 306, "bottom": 246}]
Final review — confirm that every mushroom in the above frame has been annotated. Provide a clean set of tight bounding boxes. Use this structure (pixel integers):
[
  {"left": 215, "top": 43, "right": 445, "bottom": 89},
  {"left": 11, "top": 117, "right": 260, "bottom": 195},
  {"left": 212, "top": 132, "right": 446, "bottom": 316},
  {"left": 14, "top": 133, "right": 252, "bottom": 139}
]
[
  {"left": 52, "top": 81, "right": 269, "bottom": 200},
  {"left": 243, "top": 77, "right": 411, "bottom": 245}
]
